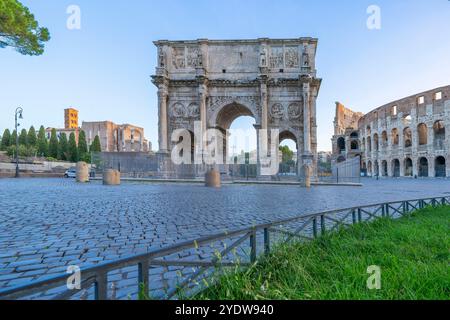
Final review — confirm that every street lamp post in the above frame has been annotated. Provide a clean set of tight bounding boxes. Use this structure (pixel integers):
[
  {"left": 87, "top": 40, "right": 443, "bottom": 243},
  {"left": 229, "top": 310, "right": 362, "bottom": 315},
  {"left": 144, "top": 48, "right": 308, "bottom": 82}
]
[{"left": 15, "top": 107, "right": 23, "bottom": 178}]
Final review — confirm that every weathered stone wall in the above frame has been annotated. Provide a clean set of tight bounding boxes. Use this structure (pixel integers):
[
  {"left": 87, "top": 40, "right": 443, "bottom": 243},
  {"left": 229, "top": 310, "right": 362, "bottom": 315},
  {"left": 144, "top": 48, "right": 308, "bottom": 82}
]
[
  {"left": 82, "top": 121, "right": 149, "bottom": 153},
  {"left": 332, "top": 85, "right": 450, "bottom": 178}
]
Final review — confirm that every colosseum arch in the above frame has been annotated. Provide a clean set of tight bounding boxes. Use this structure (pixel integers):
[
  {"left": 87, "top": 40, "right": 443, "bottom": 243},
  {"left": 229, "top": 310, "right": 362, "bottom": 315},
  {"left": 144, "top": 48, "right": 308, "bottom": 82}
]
[
  {"left": 392, "top": 159, "right": 400, "bottom": 177},
  {"left": 367, "top": 161, "right": 372, "bottom": 176},
  {"left": 373, "top": 133, "right": 379, "bottom": 151},
  {"left": 433, "top": 120, "right": 445, "bottom": 150},
  {"left": 381, "top": 131, "right": 388, "bottom": 148},
  {"left": 435, "top": 156, "right": 446, "bottom": 177},
  {"left": 403, "top": 127, "right": 412, "bottom": 148},
  {"left": 367, "top": 136, "right": 372, "bottom": 152},
  {"left": 381, "top": 160, "right": 388, "bottom": 176},
  {"left": 417, "top": 123, "right": 428, "bottom": 145},
  {"left": 418, "top": 157, "right": 429, "bottom": 177},
  {"left": 404, "top": 157, "right": 413, "bottom": 176},
  {"left": 337, "top": 137, "right": 346, "bottom": 153},
  {"left": 391, "top": 128, "right": 399, "bottom": 146},
  {"left": 350, "top": 140, "right": 359, "bottom": 150}
]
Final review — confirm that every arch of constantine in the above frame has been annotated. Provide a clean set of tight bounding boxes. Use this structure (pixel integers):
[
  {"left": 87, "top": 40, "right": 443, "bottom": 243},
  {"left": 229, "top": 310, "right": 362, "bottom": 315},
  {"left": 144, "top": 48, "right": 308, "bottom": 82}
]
[
  {"left": 152, "top": 38, "right": 321, "bottom": 179},
  {"left": 332, "top": 85, "right": 450, "bottom": 178}
]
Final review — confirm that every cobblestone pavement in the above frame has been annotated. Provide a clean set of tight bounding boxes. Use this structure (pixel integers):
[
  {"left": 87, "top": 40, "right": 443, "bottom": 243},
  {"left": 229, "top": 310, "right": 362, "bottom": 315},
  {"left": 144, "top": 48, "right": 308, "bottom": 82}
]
[{"left": 0, "top": 177, "right": 449, "bottom": 297}]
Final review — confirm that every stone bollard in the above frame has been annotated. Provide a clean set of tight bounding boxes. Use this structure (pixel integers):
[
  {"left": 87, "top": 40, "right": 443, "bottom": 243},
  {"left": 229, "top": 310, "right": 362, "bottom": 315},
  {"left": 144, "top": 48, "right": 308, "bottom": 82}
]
[
  {"left": 205, "top": 169, "right": 221, "bottom": 188},
  {"left": 76, "top": 161, "right": 89, "bottom": 183},
  {"left": 103, "top": 169, "right": 121, "bottom": 185},
  {"left": 303, "top": 164, "right": 311, "bottom": 188}
]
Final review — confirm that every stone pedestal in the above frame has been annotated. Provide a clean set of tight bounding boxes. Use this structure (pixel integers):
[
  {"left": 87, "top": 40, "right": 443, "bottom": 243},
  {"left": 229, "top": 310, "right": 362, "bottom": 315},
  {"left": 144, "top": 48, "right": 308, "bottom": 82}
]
[
  {"left": 205, "top": 169, "right": 221, "bottom": 188},
  {"left": 76, "top": 162, "right": 89, "bottom": 183},
  {"left": 303, "top": 164, "right": 311, "bottom": 188},
  {"left": 103, "top": 169, "right": 121, "bottom": 185}
]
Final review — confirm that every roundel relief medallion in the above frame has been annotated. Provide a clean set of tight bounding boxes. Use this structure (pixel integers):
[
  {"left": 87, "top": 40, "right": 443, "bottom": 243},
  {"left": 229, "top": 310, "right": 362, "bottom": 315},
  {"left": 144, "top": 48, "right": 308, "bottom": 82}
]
[
  {"left": 171, "top": 103, "right": 186, "bottom": 118},
  {"left": 270, "top": 103, "right": 285, "bottom": 120},
  {"left": 288, "top": 102, "right": 302, "bottom": 120}
]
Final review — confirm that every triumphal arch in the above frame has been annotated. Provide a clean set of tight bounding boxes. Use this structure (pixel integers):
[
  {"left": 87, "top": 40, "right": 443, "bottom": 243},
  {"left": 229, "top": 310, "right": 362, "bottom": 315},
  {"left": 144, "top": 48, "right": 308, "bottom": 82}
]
[{"left": 152, "top": 38, "right": 321, "bottom": 180}]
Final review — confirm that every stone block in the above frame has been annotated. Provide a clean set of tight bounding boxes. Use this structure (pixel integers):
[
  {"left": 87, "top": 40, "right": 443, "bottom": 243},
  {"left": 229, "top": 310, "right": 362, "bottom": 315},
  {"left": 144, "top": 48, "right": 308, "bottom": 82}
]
[
  {"left": 76, "top": 161, "right": 89, "bottom": 183},
  {"left": 205, "top": 169, "right": 221, "bottom": 188},
  {"left": 103, "top": 169, "right": 121, "bottom": 185}
]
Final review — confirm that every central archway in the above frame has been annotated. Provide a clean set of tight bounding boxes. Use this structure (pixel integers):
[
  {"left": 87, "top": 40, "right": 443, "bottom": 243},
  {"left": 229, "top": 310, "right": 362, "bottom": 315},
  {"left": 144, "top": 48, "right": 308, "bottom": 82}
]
[
  {"left": 215, "top": 103, "right": 257, "bottom": 176},
  {"left": 278, "top": 131, "right": 298, "bottom": 176}
]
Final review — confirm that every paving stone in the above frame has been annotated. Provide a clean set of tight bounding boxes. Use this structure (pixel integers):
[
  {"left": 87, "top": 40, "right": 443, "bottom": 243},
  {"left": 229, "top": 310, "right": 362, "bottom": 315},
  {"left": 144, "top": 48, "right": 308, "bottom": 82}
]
[{"left": 0, "top": 178, "right": 449, "bottom": 298}]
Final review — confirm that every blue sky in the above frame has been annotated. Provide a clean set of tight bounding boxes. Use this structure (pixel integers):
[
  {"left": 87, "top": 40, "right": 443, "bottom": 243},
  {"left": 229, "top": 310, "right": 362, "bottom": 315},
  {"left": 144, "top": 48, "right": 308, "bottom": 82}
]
[{"left": 1, "top": 0, "right": 449, "bottom": 152}]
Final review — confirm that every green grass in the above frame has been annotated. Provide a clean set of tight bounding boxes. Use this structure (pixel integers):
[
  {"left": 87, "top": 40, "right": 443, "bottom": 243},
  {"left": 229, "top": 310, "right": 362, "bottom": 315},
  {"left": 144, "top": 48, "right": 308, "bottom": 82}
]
[{"left": 195, "top": 206, "right": 450, "bottom": 300}]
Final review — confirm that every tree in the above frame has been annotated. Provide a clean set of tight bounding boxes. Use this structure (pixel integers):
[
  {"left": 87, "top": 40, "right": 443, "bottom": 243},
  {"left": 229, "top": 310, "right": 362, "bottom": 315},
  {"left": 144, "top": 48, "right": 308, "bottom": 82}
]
[
  {"left": 48, "top": 128, "right": 58, "bottom": 159},
  {"left": 19, "top": 128, "right": 27, "bottom": 145},
  {"left": 27, "top": 126, "right": 36, "bottom": 147},
  {"left": 77, "top": 130, "right": 88, "bottom": 159},
  {"left": 58, "top": 132, "right": 68, "bottom": 161},
  {"left": 0, "top": 0, "right": 50, "bottom": 55},
  {"left": 1, "top": 129, "right": 11, "bottom": 150},
  {"left": 10, "top": 129, "right": 17, "bottom": 146},
  {"left": 37, "top": 125, "right": 47, "bottom": 157},
  {"left": 68, "top": 132, "right": 78, "bottom": 162},
  {"left": 279, "top": 145, "right": 294, "bottom": 164},
  {"left": 89, "top": 135, "right": 102, "bottom": 153}
]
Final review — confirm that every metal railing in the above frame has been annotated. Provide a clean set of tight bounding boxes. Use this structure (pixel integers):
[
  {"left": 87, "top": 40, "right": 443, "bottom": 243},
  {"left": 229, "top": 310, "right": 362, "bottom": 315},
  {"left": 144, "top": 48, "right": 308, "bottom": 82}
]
[{"left": 0, "top": 195, "right": 449, "bottom": 300}]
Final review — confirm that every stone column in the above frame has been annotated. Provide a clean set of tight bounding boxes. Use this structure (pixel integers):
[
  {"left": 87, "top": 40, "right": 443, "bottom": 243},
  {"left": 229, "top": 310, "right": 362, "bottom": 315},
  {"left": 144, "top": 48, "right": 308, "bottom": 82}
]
[
  {"left": 427, "top": 122, "right": 434, "bottom": 152},
  {"left": 303, "top": 82, "right": 311, "bottom": 154},
  {"left": 199, "top": 84, "right": 208, "bottom": 137},
  {"left": 387, "top": 160, "right": 393, "bottom": 177},
  {"left": 399, "top": 158, "right": 405, "bottom": 177},
  {"left": 257, "top": 76, "right": 268, "bottom": 178},
  {"left": 158, "top": 86, "right": 169, "bottom": 153},
  {"left": 412, "top": 157, "right": 418, "bottom": 177},
  {"left": 254, "top": 124, "right": 262, "bottom": 177},
  {"left": 260, "top": 80, "right": 268, "bottom": 131},
  {"left": 301, "top": 81, "right": 313, "bottom": 181},
  {"left": 198, "top": 82, "right": 208, "bottom": 168}
]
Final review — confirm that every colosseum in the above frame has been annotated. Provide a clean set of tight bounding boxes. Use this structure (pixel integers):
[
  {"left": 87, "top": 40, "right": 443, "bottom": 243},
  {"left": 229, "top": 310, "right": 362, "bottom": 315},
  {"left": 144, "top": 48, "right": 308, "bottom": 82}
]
[{"left": 332, "top": 85, "right": 450, "bottom": 178}]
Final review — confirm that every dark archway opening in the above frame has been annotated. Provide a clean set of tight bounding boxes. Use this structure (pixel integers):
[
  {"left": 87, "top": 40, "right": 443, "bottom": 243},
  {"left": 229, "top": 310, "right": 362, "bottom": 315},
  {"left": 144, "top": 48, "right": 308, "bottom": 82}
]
[
  {"left": 418, "top": 157, "right": 428, "bottom": 177},
  {"left": 435, "top": 156, "right": 446, "bottom": 177}
]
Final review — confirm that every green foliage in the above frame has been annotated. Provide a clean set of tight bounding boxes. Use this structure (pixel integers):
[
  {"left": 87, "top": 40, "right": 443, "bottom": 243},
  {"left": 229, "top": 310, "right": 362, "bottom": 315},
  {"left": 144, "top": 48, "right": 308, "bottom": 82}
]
[
  {"left": 27, "top": 126, "right": 36, "bottom": 147},
  {"left": 196, "top": 206, "right": 450, "bottom": 300},
  {"left": 77, "top": 130, "right": 88, "bottom": 159},
  {"left": 0, "top": 129, "right": 11, "bottom": 150},
  {"left": 0, "top": 0, "right": 50, "bottom": 55},
  {"left": 58, "top": 132, "right": 68, "bottom": 161},
  {"left": 9, "top": 129, "right": 17, "bottom": 146},
  {"left": 48, "top": 128, "right": 58, "bottom": 159},
  {"left": 68, "top": 132, "right": 78, "bottom": 162},
  {"left": 90, "top": 135, "right": 102, "bottom": 153},
  {"left": 18, "top": 128, "right": 27, "bottom": 145},
  {"left": 36, "top": 125, "right": 47, "bottom": 157},
  {"left": 7, "top": 144, "right": 36, "bottom": 157},
  {"left": 279, "top": 145, "right": 294, "bottom": 164}
]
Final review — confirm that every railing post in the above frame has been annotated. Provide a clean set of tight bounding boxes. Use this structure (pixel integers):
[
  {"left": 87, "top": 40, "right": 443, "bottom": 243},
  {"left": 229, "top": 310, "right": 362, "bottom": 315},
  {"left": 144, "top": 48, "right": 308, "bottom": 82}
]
[
  {"left": 441, "top": 197, "right": 446, "bottom": 206},
  {"left": 312, "top": 218, "right": 318, "bottom": 237},
  {"left": 94, "top": 272, "right": 108, "bottom": 300},
  {"left": 320, "top": 215, "right": 326, "bottom": 234},
  {"left": 263, "top": 228, "right": 270, "bottom": 255},
  {"left": 381, "top": 205, "right": 385, "bottom": 218},
  {"left": 385, "top": 203, "right": 390, "bottom": 218},
  {"left": 250, "top": 231, "right": 257, "bottom": 263},
  {"left": 357, "top": 208, "right": 362, "bottom": 222},
  {"left": 351, "top": 210, "right": 357, "bottom": 224},
  {"left": 138, "top": 260, "right": 149, "bottom": 300}
]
